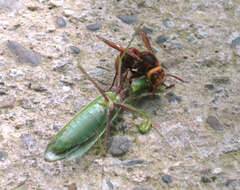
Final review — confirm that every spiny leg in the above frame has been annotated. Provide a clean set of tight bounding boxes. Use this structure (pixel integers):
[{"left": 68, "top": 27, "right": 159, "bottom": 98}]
[
  {"left": 104, "top": 107, "right": 111, "bottom": 153},
  {"left": 78, "top": 62, "right": 109, "bottom": 102},
  {"left": 165, "top": 73, "right": 185, "bottom": 83},
  {"left": 113, "top": 102, "right": 152, "bottom": 133},
  {"left": 108, "top": 54, "right": 120, "bottom": 91},
  {"left": 135, "top": 27, "right": 153, "bottom": 53},
  {"left": 96, "top": 35, "right": 142, "bottom": 62}
]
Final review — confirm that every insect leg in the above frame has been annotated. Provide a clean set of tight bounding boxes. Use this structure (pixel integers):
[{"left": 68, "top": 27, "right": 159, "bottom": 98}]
[
  {"left": 97, "top": 35, "right": 142, "bottom": 62},
  {"left": 163, "top": 83, "right": 175, "bottom": 89},
  {"left": 116, "top": 31, "right": 138, "bottom": 94},
  {"left": 165, "top": 73, "right": 185, "bottom": 83},
  {"left": 113, "top": 102, "right": 152, "bottom": 133},
  {"left": 78, "top": 61, "right": 109, "bottom": 102},
  {"left": 135, "top": 27, "right": 153, "bottom": 53},
  {"left": 104, "top": 107, "right": 111, "bottom": 152}
]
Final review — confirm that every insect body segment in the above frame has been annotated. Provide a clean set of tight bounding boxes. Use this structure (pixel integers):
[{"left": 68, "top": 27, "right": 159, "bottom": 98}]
[
  {"left": 98, "top": 28, "right": 184, "bottom": 94},
  {"left": 45, "top": 92, "right": 120, "bottom": 161}
]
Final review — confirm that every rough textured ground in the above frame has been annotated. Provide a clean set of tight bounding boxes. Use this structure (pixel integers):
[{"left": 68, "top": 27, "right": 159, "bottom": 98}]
[{"left": 0, "top": 0, "right": 240, "bottom": 189}]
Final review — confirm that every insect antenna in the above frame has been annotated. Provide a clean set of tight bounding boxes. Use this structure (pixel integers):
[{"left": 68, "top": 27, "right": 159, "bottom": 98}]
[
  {"left": 78, "top": 62, "right": 109, "bottom": 102},
  {"left": 165, "top": 73, "right": 185, "bottom": 83}
]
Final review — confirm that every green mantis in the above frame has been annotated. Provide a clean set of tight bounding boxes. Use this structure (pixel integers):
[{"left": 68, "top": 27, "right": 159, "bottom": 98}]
[
  {"left": 44, "top": 31, "right": 160, "bottom": 162},
  {"left": 44, "top": 73, "right": 159, "bottom": 161}
]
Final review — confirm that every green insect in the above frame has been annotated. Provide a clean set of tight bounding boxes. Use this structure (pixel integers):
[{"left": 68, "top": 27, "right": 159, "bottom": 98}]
[
  {"left": 45, "top": 31, "right": 158, "bottom": 162},
  {"left": 44, "top": 68, "right": 156, "bottom": 161}
]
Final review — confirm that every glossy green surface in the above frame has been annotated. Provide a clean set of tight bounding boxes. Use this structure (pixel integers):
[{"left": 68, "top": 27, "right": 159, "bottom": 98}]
[{"left": 44, "top": 92, "right": 119, "bottom": 161}]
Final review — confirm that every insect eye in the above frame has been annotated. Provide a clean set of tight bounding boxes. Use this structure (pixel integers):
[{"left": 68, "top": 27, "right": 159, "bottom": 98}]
[{"left": 142, "top": 54, "right": 156, "bottom": 64}]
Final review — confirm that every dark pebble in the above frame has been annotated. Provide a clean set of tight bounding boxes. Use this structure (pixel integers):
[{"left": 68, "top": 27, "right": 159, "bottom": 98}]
[
  {"left": 0, "top": 96, "right": 16, "bottom": 108},
  {"left": 133, "top": 186, "right": 154, "bottom": 190},
  {"left": 141, "top": 26, "right": 153, "bottom": 34},
  {"left": 121, "top": 159, "right": 145, "bottom": 166},
  {"left": 0, "top": 151, "right": 8, "bottom": 160},
  {"left": 56, "top": 17, "right": 67, "bottom": 27},
  {"left": 224, "top": 179, "right": 240, "bottom": 187},
  {"left": 155, "top": 35, "right": 169, "bottom": 44},
  {"left": 170, "top": 42, "right": 184, "bottom": 50},
  {"left": 231, "top": 36, "right": 240, "bottom": 48},
  {"left": 162, "top": 18, "right": 175, "bottom": 28},
  {"left": 108, "top": 136, "right": 131, "bottom": 156},
  {"left": 191, "top": 101, "right": 198, "bottom": 108},
  {"left": 206, "top": 115, "right": 223, "bottom": 131},
  {"left": 86, "top": 23, "right": 102, "bottom": 31},
  {"left": 106, "top": 180, "right": 114, "bottom": 190},
  {"left": 7, "top": 41, "right": 41, "bottom": 66},
  {"left": 67, "top": 182, "right": 77, "bottom": 190},
  {"left": 213, "top": 77, "right": 230, "bottom": 85},
  {"left": 21, "top": 134, "right": 36, "bottom": 149},
  {"left": 201, "top": 176, "right": 212, "bottom": 183},
  {"left": 204, "top": 84, "right": 215, "bottom": 90},
  {"left": 25, "top": 119, "right": 35, "bottom": 128},
  {"left": 20, "top": 99, "right": 34, "bottom": 109},
  {"left": 53, "top": 62, "right": 69, "bottom": 73},
  {"left": 28, "top": 82, "right": 47, "bottom": 92},
  {"left": 8, "top": 24, "right": 21, "bottom": 31},
  {"left": 161, "top": 175, "right": 172, "bottom": 184},
  {"left": 165, "top": 92, "right": 182, "bottom": 103},
  {"left": 0, "top": 91, "right": 6, "bottom": 95},
  {"left": 69, "top": 46, "right": 80, "bottom": 54},
  {"left": 118, "top": 15, "right": 138, "bottom": 24}
]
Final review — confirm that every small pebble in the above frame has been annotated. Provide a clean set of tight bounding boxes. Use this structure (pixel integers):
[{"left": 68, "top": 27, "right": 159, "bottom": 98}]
[
  {"left": 201, "top": 176, "right": 212, "bottom": 183},
  {"left": 231, "top": 36, "right": 240, "bottom": 48},
  {"left": 118, "top": 15, "right": 138, "bottom": 24},
  {"left": 106, "top": 180, "right": 114, "bottom": 190},
  {"left": 56, "top": 17, "right": 67, "bottom": 27},
  {"left": 0, "top": 91, "right": 6, "bottom": 95},
  {"left": 204, "top": 84, "right": 214, "bottom": 90},
  {"left": 64, "top": 9, "right": 74, "bottom": 17},
  {"left": 0, "top": 0, "right": 25, "bottom": 9},
  {"left": 121, "top": 159, "right": 145, "bottom": 166},
  {"left": 108, "top": 136, "right": 131, "bottom": 156},
  {"left": 0, "top": 151, "right": 8, "bottom": 160},
  {"left": 212, "top": 168, "right": 222, "bottom": 175},
  {"left": 9, "top": 69, "right": 24, "bottom": 78},
  {"left": 213, "top": 77, "right": 230, "bottom": 85},
  {"left": 0, "top": 96, "right": 15, "bottom": 108},
  {"left": 47, "top": 25, "right": 56, "bottom": 32},
  {"left": 141, "top": 26, "right": 153, "bottom": 34},
  {"left": 162, "top": 18, "right": 175, "bottom": 28},
  {"left": 206, "top": 115, "right": 223, "bottom": 131},
  {"left": 25, "top": 119, "right": 35, "bottom": 128},
  {"left": 7, "top": 41, "right": 41, "bottom": 66},
  {"left": 161, "top": 175, "right": 173, "bottom": 184},
  {"left": 133, "top": 186, "right": 154, "bottom": 190},
  {"left": 86, "top": 23, "right": 102, "bottom": 31},
  {"left": 191, "top": 101, "right": 198, "bottom": 107},
  {"left": 8, "top": 24, "right": 21, "bottom": 31},
  {"left": 170, "top": 42, "right": 184, "bottom": 50},
  {"left": 165, "top": 92, "right": 182, "bottom": 103},
  {"left": 20, "top": 99, "right": 34, "bottom": 109},
  {"left": 49, "top": 0, "right": 63, "bottom": 7},
  {"left": 69, "top": 46, "right": 80, "bottom": 54},
  {"left": 155, "top": 35, "right": 169, "bottom": 44},
  {"left": 21, "top": 134, "right": 35, "bottom": 148},
  {"left": 67, "top": 182, "right": 77, "bottom": 190},
  {"left": 28, "top": 82, "right": 47, "bottom": 92}
]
